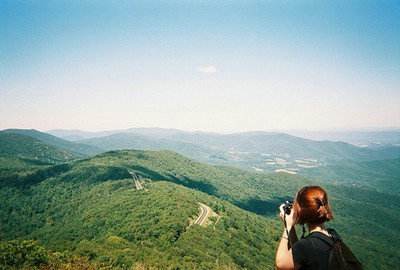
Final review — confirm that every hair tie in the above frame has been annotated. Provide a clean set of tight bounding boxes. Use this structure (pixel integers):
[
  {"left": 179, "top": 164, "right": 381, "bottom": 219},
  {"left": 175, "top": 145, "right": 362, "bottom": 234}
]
[{"left": 317, "top": 198, "right": 326, "bottom": 208}]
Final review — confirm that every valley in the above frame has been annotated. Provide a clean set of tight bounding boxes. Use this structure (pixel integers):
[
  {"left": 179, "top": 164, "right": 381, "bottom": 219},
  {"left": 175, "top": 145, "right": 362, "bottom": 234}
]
[{"left": 0, "top": 128, "right": 399, "bottom": 269}]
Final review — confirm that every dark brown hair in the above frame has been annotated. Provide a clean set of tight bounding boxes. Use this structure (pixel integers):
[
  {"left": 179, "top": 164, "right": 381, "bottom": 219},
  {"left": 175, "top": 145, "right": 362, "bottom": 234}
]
[{"left": 293, "top": 186, "right": 333, "bottom": 225}]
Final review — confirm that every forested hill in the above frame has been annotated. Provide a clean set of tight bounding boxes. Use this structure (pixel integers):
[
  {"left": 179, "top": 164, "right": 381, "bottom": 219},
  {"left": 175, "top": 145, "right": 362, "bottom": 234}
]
[
  {"left": 304, "top": 157, "right": 400, "bottom": 195},
  {"left": 1, "top": 129, "right": 104, "bottom": 157},
  {"left": 1, "top": 180, "right": 281, "bottom": 270},
  {"left": 1, "top": 150, "right": 280, "bottom": 269},
  {"left": 0, "top": 132, "right": 77, "bottom": 163},
  {"left": 1, "top": 149, "right": 399, "bottom": 269}
]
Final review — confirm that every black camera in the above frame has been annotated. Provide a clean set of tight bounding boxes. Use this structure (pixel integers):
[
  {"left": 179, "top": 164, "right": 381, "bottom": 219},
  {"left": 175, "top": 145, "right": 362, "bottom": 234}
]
[{"left": 283, "top": 200, "right": 293, "bottom": 215}]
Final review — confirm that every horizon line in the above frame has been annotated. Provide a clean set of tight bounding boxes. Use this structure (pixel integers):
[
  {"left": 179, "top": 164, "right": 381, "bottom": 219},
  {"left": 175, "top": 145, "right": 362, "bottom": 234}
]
[{"left": 2, "top": 125, "right": 400, "bottom": 135}]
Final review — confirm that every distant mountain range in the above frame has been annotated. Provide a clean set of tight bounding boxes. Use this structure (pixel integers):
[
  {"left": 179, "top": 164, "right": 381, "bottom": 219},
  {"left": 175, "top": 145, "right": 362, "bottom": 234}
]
[
  {"left": 289, "top": 129, "right": 400, "bottom": 147},
  {"left": 2, "top": 128, "right": 399, "bottom": 174},
  {"left": 48, "top": 128, "right": 400, "bottom": 173},
  {"left": 48, "top": 127, "right": 187, "bottom": 141},
  {"left": 48, "top": 127, "right": 400, "bottom": 147}
]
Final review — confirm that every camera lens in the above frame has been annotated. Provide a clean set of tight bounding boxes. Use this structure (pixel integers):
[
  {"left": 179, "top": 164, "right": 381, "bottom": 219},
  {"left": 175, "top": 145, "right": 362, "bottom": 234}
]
[{"left": 283, "top": 201, "right": 293, "bottom": 215}]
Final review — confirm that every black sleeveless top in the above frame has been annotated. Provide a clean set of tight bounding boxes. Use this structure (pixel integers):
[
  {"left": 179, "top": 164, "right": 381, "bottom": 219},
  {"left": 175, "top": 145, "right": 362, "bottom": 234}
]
[{"left": 292, "top": 232, "right": 334, "bottom": 270}]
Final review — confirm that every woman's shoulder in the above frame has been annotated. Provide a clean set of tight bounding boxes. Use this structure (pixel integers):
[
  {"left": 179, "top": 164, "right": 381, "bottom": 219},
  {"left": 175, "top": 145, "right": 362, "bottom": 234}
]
[
  {"left": 293, "top": 232, "right": 333, "bottom": 251},
  {"left": 308, "top": 231, "right": 335, "bottom": 246},
  {"left": 293, "top": 237, "right": 308, "bottom": 247},
  {"left": 292, "top": 237, "right": 312, "bottom": 250}
]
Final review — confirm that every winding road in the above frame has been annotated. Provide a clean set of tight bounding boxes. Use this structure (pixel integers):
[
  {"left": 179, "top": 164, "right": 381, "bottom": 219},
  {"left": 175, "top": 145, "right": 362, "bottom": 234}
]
[
  {"left": 194, "top": 203, "right": 211, "bottom": 226},
  {"left": 128, "top": 170, "right": 144, "bottom": 190}
]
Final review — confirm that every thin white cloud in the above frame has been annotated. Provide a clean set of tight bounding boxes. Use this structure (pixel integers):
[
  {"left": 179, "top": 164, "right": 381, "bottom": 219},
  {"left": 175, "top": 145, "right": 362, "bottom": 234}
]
[{"left": 197, "top": 65, "right": 217, "bottom": 74}]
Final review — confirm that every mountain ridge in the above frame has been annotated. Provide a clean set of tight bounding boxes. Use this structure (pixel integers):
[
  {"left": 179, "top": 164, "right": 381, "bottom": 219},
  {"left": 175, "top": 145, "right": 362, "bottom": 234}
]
[
  {"left": 71, "top": 129, "right": 400, "bottom": 172},
  {"left": 0, "top": 132, "right": 77, "bottom": 163},
  {"left": 1, "top": 129, "right": 104, "bottom": 157}
]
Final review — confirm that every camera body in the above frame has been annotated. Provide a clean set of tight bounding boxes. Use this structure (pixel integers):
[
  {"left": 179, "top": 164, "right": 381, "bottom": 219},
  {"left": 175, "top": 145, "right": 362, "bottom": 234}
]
[{"left": 283, "top": 200, "right": 293, "bottom": 215}]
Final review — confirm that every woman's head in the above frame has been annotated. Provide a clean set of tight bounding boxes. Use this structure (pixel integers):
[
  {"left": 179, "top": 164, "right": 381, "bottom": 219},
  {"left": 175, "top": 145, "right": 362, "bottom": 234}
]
[{"left": 293, "top": 186, "right": 333, "bottom": 225}]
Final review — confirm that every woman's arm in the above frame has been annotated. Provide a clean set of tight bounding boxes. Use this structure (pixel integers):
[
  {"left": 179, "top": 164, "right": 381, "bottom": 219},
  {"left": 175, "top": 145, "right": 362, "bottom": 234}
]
[{"left": 275, "top": 205, "right": 298, "bottom": 270}]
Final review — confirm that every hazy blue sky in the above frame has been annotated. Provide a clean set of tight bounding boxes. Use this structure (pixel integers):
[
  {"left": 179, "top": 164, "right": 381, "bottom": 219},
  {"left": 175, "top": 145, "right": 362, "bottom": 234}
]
[{"left": 1, "top": 1, "right": 399, "bottom": 132}]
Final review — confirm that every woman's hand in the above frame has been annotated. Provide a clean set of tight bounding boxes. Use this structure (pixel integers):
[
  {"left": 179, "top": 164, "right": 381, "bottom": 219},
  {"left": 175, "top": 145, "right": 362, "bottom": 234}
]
[
  {"left": 276, "top": 204, "right": 296, "bottom": 270},
  {"left": 279, "top": 204, "right": 295, "bottom": 229}
]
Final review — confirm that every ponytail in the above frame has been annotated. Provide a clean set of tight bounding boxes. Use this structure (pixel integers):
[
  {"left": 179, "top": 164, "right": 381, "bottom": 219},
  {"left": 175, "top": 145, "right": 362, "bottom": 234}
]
[{"left": 294, "top": 186, "right": 334, "bottom": 225}]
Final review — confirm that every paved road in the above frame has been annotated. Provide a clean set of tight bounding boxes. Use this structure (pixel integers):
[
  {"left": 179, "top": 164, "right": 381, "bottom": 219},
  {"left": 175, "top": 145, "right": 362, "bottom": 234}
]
[
  {"left": 128, "top": 170, "right": 144, "bottom": 190},
  {"left": 134, "top": 179, "right": 143, "bottom": 190},
  {"left": 194, "top": 203, "right": 211, "bottom": 226}
]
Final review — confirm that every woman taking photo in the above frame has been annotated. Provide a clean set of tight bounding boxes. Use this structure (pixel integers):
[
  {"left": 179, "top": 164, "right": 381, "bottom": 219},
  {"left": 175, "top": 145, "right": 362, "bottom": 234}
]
[{"left": 275, "top": 186, "right": 362, "bottom": 270}]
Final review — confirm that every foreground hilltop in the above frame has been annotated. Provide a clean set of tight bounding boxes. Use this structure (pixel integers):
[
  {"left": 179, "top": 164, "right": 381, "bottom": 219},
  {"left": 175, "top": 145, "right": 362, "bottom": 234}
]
[{"left": 1, "top": 150, "right": 281, "bottom": 269}]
